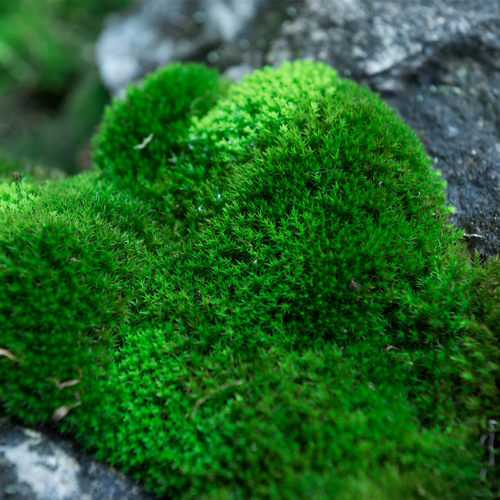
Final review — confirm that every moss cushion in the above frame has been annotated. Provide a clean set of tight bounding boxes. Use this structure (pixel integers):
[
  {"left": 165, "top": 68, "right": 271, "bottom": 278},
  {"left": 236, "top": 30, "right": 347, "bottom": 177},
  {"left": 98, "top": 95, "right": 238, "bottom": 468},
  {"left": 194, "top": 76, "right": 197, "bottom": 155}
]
[{"left": 1, "top": 61, "right": 499, "bottom": 499}]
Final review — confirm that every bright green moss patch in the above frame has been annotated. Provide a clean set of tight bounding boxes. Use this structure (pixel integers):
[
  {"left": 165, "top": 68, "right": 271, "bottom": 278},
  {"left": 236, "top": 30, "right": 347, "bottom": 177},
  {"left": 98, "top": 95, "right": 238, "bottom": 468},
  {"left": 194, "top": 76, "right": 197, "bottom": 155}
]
[
  {"left": 1, "top": 61, "right": 499, "bottom": 498},
  {"left": 0, "top": 171, "right": 169, "bottom": 424}
]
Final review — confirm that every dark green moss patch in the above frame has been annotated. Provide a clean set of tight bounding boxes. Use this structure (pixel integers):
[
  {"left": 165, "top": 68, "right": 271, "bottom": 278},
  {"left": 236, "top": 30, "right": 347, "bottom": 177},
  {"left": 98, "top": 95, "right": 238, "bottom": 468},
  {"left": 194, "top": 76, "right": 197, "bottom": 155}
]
[
  {"left": 1, "top": 61, "right": 499, "bottom": 498},
  {"left": 93, "top": 62, "right": 227, "bottom": 232}
]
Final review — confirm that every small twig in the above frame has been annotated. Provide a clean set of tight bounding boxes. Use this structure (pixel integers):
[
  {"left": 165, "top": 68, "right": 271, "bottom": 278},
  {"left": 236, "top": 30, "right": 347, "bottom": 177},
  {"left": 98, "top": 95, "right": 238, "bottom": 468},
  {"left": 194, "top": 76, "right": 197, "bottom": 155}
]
[
  {"left": 488, "top": 419, "right": 497, "bottom": 467},
  {"left": 350, "top": 278, "right": 359, "bottom": 291},
  {"left": 0, "top": 348, "right": 20, "bottom": 363},
  {"left": 49, "top": 370, "right": 82, "bottom": 390},
  {"left": 309, "top": 167, "right": 337, "bottom": 175},
  {"left": 464, "top": 233, "right": 485, "bottom": 239},
  {"left": 384, "top": 345, "right": 401, "bottom": 352},
  {"left": 52, "top": 392, "right": 82, "bottom": 422},
  {"left": 133, "top": 133, "right": 154, "bottom": 150},
  {"left": 480, "top": 418, "right": 497, "bottom": 479}
]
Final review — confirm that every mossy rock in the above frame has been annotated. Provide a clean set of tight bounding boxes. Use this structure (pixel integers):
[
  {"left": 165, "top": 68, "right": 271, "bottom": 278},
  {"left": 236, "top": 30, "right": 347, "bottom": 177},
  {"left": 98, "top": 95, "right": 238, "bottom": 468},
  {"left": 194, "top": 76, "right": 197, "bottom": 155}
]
[{"left": 1, "top": 61, "right": 499, "bottom": 499}]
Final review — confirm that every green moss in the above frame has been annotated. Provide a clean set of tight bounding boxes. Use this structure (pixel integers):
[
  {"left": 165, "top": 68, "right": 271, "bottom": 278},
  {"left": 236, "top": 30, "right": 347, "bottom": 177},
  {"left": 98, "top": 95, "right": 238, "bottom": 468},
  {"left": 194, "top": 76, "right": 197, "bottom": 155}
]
[
  {"left": 0, "top": 171, "right": 167, "bottom": 423},
  {"left": 1, "top": 61, "right": 498, "bottom": 498},
  {"left": 93, "top": 62, "right": 228, "bottom": 231}
]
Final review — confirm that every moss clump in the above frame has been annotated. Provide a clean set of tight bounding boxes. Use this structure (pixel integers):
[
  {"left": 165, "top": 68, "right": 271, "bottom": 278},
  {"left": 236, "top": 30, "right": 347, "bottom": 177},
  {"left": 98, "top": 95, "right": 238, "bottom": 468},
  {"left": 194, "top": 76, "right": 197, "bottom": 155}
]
[
  {"left": 1, "top": 61, "right": 499, "bottom": 498},
  {"left": 93, "top": 62, "right": 227, "bottom": 231}
]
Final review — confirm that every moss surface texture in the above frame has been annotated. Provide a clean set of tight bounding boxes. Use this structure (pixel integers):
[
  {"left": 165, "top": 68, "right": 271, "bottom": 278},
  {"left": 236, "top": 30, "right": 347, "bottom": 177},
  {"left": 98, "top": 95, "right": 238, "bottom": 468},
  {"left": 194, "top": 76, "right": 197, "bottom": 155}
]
[{"left": 1, "top": 61, "right": 499, "bottom": 499}]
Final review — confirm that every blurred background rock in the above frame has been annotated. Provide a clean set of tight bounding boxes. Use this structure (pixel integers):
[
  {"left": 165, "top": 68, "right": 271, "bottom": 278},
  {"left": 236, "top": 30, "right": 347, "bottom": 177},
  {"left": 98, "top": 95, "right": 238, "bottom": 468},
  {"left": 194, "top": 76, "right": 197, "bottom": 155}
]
[{"left": 95, "top": 0, "right": 298, "bottom": 95}]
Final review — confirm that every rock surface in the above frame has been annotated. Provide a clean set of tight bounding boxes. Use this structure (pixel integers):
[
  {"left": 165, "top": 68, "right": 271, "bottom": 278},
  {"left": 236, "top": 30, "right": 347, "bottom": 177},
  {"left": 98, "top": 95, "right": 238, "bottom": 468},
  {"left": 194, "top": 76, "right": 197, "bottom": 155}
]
[
  {"left": 0, "top": 420, "right": 151, "bottom": 500},
  {"left": 97, "top": 0, "right": 500, "bottom": 258},
  {"left": 96, "top": 0, "right": 292, "bottom": 96}
]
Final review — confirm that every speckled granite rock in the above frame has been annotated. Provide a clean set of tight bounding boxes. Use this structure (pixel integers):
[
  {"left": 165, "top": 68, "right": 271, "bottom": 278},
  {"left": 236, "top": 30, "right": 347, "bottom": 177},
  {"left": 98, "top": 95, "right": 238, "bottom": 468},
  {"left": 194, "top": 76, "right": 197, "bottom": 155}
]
[{"left": 0, "top": 420, "right": 152, "bottom": 500}]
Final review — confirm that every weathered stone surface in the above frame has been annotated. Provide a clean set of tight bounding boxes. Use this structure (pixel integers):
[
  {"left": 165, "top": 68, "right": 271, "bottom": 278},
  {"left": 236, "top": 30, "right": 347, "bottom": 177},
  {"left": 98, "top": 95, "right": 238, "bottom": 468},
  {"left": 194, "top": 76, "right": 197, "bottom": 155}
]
[
  {"left": 0, "top": 420, "right": 151, "bottom": 500},
  {"left": 96, "top": 0, "right": 277, "bottom": 95},
  {"left": 266, "top": 0, "right": 500, "bottom": 258},
  {"left": 97, "top": 0, "right": 499, "bottom": 258}
]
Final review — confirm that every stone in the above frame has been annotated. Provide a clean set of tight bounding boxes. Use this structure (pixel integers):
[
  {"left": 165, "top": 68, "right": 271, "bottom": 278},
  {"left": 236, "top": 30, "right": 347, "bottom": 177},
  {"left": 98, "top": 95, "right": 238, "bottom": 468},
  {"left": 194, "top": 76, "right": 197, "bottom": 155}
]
[
  {"left": 0, "top": 420, "right": 151, "bottom": 500},
  {"left": 96, "top": 0, "right": 273, "bottom": 96},
  {"left": 97, "top": 0, "right": 499, "bottom": 257}
]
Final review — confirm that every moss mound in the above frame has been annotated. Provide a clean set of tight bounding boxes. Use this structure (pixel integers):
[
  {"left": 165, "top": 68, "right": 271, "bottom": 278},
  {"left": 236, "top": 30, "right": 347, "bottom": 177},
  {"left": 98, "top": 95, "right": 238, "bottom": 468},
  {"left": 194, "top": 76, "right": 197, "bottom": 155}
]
[
  {"left": 93, "top": 62, "right": 226, "bottom": 232},
  {"left": 1, "top": 61, "right": 499, "bottom": 498}
]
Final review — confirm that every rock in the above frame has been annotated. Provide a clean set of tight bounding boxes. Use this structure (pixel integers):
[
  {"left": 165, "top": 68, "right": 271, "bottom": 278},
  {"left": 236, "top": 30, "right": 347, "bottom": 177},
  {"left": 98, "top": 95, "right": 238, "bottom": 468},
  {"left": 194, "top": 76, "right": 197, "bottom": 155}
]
[
  {"left": 96, "top": 0, "right": 284, "bottom": 96},
  {"left": 0, "top": 420, "right": 151, "bottom": 500},
  {"left": 96, "top": 0, "right": 499, "bottom": 257},
  {"left": 266, "top": 0, "right": 500, "bottom": 258}
]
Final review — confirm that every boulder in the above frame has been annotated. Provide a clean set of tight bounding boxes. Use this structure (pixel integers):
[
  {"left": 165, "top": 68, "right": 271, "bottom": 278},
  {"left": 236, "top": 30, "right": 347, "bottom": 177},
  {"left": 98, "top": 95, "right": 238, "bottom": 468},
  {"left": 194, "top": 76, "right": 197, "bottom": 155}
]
[
  {"left": 96, "top": 0, "right": 500, "bottom": 258},
  {"left": 96, "top": 0, "right": 280, "bottom": 96}
]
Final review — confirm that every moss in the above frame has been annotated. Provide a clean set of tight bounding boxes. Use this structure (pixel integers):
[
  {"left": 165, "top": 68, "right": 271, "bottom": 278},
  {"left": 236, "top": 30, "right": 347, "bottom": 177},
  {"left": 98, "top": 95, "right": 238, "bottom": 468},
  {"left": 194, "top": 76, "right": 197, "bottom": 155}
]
[
  {"left": 93, "top": 62, "right": 228, "bottom": 232},
  {"left": 0, "top": 171, "right": 167, "bottom": 423},
  {"left": 0, "top": 61, "right": 498, "bottom": 498}
]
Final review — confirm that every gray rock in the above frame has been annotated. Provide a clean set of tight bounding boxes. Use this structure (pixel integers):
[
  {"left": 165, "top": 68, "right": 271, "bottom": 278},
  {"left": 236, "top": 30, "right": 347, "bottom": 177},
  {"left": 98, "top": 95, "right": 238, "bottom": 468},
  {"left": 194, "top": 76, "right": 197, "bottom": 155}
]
[
  {"left": 0, "top": 420, "right": 151, "bottom": 500},
  {"left": 96, "top": 0, "right": 270, "bottom": 96},
  {"left": 97, "top": 0, "right": 499, "bottom": 257},
  {"left": 266, "top": 0, "right": 500, "bottom": 258}
]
